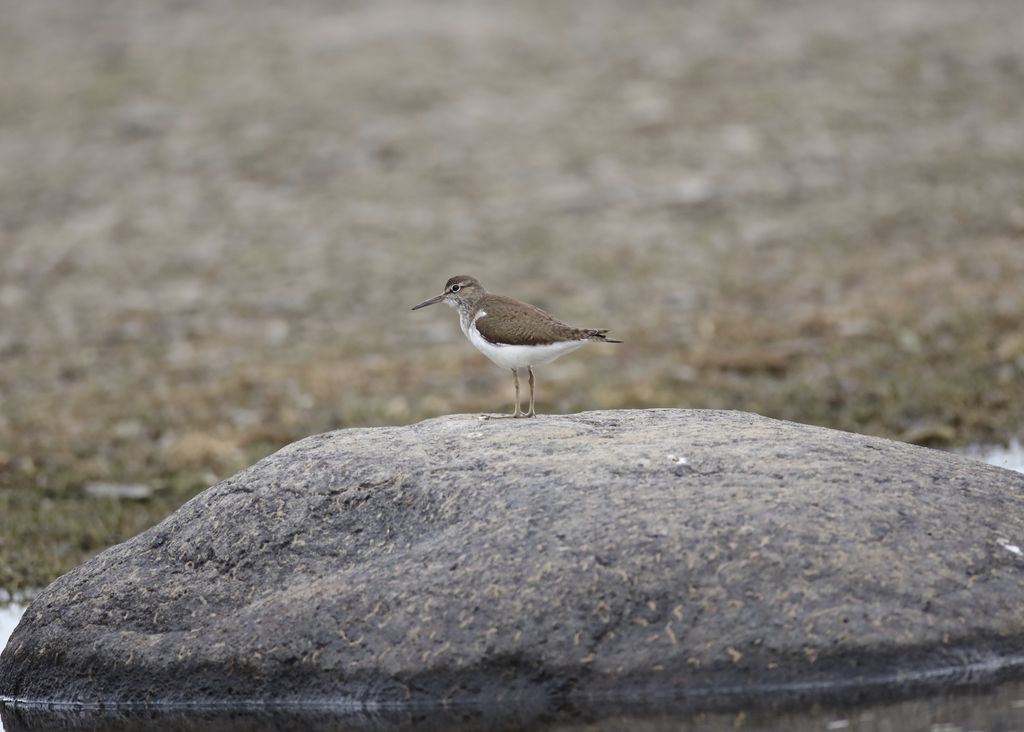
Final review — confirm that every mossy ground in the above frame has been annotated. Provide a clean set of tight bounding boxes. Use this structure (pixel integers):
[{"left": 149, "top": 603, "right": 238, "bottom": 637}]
[{"left": 2, "top": 0, "right": 1023, "bottom": 592}]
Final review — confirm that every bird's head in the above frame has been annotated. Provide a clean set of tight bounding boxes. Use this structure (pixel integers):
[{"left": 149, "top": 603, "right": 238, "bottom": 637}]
[{"left": 411, "top": 275, "right": 486, "bottom": 312}]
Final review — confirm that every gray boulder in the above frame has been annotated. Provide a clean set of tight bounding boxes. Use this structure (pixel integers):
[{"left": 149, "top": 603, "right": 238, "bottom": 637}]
[{"left": 2, "top": 409, "right": 1024, "bottom": 709}]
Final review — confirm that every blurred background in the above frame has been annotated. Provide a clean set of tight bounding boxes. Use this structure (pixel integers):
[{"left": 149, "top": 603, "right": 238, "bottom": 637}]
[{"left": 1, "top": 0, "right": 1023, "bottom": 592}]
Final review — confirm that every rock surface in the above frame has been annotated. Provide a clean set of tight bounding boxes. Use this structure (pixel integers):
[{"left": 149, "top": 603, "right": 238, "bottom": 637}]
[{"left": 3, "top": 409, "right": 1024, "bottom": 708}]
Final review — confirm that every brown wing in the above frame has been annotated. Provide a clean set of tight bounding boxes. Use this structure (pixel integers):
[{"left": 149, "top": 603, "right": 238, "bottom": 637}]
[{"left": 474, "top": 295, "right": 583, "bottom": 346}]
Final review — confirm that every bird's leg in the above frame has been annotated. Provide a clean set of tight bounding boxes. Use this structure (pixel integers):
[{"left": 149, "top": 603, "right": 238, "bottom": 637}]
[
  {"left": 511, "top": 368, "right": 524, "bottom": 417},
  {"left": 527, "top": 366, "right": 536, "bottom": 417}
]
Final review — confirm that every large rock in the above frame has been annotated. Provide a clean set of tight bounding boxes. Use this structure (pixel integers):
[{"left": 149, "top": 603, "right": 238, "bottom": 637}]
[{"left": 3, "top": 409, "right": 1024, "bottom": 709}]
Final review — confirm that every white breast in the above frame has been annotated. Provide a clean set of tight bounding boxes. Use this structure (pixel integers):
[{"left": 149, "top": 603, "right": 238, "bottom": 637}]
[{"left": 460, "top": 310, "right": 588, "bottom": 370}]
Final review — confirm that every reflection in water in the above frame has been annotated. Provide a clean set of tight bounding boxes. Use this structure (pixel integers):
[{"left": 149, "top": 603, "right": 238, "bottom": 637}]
[{"left": 4, "top": 680, "right": 1024, "bottom": 732}]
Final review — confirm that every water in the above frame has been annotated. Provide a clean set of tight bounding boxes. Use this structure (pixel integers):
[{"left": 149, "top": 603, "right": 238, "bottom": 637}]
[
  {"left": 3, "top": 681, "right": 1024, "bottom": 731},
  {"left": 2, "top": 440, "right": 1022, "bottom": 730},
  {"left": 0, "top": 605, "right": 24, "bottom": 665},
  {"left": 0, "top": 603, "right": 25, "bottom": 732},
  {"left": 960, "top": 438, "right": 1024, "bottom": 475}
]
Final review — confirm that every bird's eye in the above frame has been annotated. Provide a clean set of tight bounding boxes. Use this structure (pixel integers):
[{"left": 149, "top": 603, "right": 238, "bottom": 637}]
[{"left": 450, "top": 284, "right": 461, "bottom": 293}]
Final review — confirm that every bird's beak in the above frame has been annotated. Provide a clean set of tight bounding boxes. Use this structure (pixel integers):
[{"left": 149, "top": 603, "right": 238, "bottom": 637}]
[{"left": 411, "top": 293, "right": 445, "bottom": 310}]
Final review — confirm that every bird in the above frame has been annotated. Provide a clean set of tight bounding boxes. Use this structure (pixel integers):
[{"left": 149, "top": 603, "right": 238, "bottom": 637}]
[{"left": 412, "top": 275, "right": 621, "bottom": 417}]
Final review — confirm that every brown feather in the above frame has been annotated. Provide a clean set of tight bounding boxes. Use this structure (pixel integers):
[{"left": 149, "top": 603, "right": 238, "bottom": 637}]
[{"left": 475, "top": 295, "right": 620, "bottom": 346}]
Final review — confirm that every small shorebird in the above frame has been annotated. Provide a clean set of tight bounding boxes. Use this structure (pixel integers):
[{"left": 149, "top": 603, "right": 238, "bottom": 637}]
[{"left": 412, "top": 275, "right": 622, "bottom": 417}]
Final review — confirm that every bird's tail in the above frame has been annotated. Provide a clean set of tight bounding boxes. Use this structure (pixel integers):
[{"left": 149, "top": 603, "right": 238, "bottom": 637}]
[{"left": 582, "top": 328, "right": 623, "bottom": 343}]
